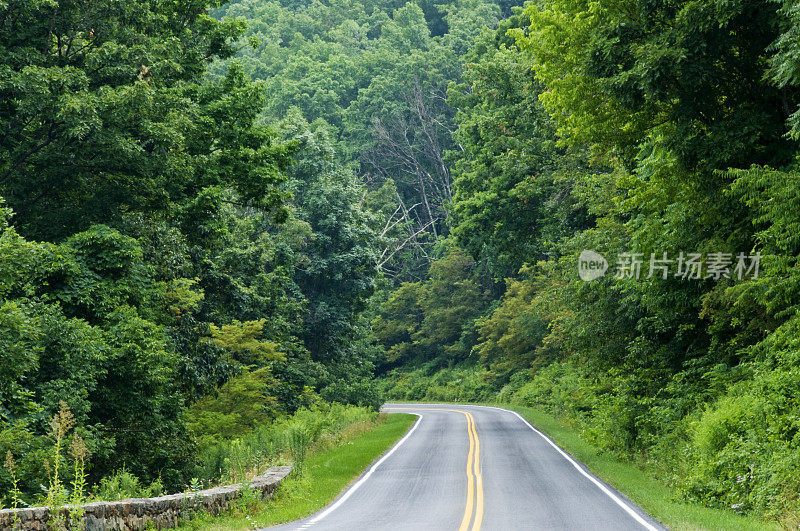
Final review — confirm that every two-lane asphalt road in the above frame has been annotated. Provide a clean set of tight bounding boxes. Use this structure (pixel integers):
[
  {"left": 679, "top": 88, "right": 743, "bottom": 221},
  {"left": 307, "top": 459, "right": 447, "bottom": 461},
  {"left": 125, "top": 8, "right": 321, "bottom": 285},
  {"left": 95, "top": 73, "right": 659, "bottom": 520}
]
[{"left": 268, "top": 404, "right": 664, "bottom": 530}]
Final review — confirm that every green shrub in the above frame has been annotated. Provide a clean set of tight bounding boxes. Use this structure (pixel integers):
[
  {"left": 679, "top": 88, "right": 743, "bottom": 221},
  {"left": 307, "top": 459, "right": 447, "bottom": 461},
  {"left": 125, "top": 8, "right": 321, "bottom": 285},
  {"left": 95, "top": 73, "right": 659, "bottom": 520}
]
[
  {"left": 195, "top": 404, "right": 376, "bottom": 485},
  {"left": 320, "top": 379, "right": 384, "bottom": 410},
  {"left": 93, "top": 470, "right": 164, "bottom": 501},
  {"left": 185, "top": 367, "right": 281, "bottom": 450},
  {"left": 683, "top": 368, "right": 800, "bottom": 516},
  {"left": 382, "top": 364, "right": 494, "bottom": 403}
]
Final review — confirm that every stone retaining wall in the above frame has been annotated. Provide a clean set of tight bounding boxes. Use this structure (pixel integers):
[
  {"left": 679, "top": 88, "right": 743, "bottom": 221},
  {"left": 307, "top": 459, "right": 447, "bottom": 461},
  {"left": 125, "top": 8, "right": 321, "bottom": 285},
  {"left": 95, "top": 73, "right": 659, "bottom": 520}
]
[{"left": 0, "top": 465, "right": 292, "bottom": 530}]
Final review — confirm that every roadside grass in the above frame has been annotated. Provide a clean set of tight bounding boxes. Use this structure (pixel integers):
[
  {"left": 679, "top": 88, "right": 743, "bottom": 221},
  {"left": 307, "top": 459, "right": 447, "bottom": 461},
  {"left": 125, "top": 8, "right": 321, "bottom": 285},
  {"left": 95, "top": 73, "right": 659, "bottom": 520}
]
[
  {"left": 175, "top": 412, "right": 417, "bottom": 530},
  {"left": 498, "top": 404, "right": 777, "bottom": 531}
]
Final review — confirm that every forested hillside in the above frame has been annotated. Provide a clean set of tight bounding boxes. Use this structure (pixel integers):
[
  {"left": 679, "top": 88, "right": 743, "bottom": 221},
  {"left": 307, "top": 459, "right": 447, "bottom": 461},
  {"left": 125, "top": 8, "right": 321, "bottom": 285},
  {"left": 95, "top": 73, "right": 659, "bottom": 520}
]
[
  {"left": 0, "top": 0, "right": 504, "bottom": 512},
  {"left": 2, "top": 0, "right": 800, "bottom": 525}
]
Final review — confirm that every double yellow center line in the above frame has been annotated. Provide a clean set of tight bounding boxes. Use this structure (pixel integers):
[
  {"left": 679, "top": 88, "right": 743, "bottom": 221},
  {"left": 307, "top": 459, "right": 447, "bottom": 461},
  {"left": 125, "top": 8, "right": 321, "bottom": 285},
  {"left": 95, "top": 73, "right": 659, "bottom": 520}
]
[
  {"left": 458, "top": 410, "right": 483, "bottom": 531},
  {"left": 384, "top": 407, "right": 483, "bottom": 530}
]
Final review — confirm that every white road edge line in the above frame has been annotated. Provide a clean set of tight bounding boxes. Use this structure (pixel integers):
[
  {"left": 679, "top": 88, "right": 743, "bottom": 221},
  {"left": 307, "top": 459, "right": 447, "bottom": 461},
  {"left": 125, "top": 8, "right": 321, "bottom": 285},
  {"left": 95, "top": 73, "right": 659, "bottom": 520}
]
[
  {"left": 296, "top": 413, "right": 424, "bottom": 529},
  {"left": 478, "top": 405, "right": 659, "bottom": 531}
]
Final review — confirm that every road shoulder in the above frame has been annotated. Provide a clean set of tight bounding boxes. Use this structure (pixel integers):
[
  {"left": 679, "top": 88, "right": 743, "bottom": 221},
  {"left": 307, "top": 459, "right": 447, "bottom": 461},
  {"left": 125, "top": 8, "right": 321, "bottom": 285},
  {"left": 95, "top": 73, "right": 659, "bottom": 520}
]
[{"left": 493, "top": 403, "right": 776, "bottom": 531}]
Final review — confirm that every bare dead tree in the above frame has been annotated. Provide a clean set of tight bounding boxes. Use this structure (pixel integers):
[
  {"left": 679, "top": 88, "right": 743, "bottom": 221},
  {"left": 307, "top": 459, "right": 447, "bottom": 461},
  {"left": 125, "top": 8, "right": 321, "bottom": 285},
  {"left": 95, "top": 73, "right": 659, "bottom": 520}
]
[
  {"left": 358, "top": 79, "right": 456, "bottom": 279},
  {"left": 372, "top": 190, "right": 437, "bottom": 279},
  {"left": 378, "top": 217, "right": 438, "bottom": 272},
  {"left": 366, "top": 82, "right": 453, "bottom": 226}
]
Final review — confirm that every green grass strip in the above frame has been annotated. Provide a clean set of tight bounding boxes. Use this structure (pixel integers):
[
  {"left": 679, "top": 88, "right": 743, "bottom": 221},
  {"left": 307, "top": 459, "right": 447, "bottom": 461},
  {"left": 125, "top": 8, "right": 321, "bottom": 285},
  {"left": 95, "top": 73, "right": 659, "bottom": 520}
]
[{"left": 177, "top": 412, "right": 417, "bottom": 530}]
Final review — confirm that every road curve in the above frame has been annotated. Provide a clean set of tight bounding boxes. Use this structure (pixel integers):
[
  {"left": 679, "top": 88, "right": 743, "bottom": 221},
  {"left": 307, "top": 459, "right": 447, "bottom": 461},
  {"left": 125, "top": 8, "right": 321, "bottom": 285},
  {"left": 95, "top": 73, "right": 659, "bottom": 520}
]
[{"left": 267, "top": 403, "right": 664, "bottom": 531}]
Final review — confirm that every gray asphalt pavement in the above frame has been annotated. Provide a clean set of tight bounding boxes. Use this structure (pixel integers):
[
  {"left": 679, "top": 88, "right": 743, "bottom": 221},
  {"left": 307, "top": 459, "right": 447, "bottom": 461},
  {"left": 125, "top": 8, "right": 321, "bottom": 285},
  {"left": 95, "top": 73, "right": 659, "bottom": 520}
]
[{"left": 267, "top": 404, "right": 664, "bottom": 531}]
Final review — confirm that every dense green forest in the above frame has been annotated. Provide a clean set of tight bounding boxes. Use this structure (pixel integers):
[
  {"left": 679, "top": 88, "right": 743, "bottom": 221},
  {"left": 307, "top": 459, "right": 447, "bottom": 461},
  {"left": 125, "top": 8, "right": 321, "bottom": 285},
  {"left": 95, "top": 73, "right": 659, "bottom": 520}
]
[
  {"left": 0, "top": 0, "right": 501, "bottom": 509},
  {"left": 2, "top": 0, "right": 800, "bottom": 525}
]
